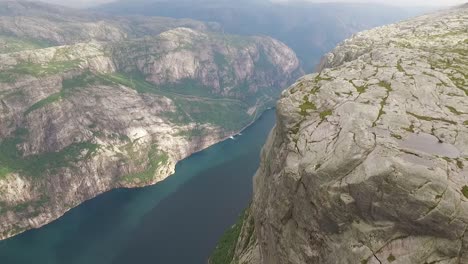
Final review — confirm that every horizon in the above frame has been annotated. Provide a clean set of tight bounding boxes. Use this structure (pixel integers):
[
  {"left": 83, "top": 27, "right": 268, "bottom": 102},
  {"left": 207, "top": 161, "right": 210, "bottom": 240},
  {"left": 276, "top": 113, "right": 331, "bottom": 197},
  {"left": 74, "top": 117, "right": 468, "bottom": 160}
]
[{"left": 17, "top": 0, "right": 466, "bottom": 9}]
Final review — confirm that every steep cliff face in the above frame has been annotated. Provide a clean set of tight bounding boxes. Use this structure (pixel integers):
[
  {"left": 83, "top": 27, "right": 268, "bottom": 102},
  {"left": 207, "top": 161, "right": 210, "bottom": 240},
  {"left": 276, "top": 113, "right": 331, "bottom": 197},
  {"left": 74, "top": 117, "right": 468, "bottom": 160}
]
[
  {"left": 97, "top": 0, "right": 432, "bottom": 72},
  {"left": 0, "top": 1, "right": 301, "bottom": 240},
  {"left": 229, "top": 5, "right": 468, "bottom": 264}
]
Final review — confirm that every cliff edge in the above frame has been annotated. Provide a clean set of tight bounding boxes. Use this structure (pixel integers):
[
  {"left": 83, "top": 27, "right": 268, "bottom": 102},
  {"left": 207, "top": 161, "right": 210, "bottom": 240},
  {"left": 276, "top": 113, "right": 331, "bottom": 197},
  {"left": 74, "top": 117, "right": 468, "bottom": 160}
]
[{"left": 223, "top": 5, "right": 468, "bottom": 264}]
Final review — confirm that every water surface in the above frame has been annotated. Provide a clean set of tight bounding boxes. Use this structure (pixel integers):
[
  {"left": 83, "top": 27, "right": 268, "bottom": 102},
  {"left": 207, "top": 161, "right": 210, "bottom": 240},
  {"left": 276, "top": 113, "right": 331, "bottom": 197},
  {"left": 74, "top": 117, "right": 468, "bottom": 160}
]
[{"left": 0, "top": 109, "right": 276, "bottom": 264}]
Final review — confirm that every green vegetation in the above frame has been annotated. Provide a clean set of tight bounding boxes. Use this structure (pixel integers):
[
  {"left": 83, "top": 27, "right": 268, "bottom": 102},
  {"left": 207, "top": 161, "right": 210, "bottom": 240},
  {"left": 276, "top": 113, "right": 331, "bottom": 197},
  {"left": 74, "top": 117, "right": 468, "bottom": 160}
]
[
  {"left": 403, "top": 123, "right": 415, "bottom": 133},
  {"left": 0, "top": 60, "right": 81, "bottom": 83},
  {"left": 349, "top": 80, "right": 369, "bottom": 94},
  {"left": 0, "top": 35, "right": 50, "bottom": 54},
  {"left": 120, "top": 145, "right": 169, "bottom": 184},
  {"left": 24, "top": 72, "right": 105, "bottom": 115},
  {"left": 372, "top": 81, "right": 393, "bottom": 127},
  {"left": 446, "top": 106, "right": 463, "bottom": 115},
  {"left": 100, "top": 72, "right": 253, "bottom": 131},
  {"left": 464, "top": 121, "right": 468, "bottom": 126},
  {"left": 103, "top": 72, "right": 216, "bottom": 98},
  {"left": 255, "top": 49, "right": 276, "bottom": 72},
  {"left": 299, "top": 96, "right": 317, "bottom": 116},
  {"left": 210, "top": 209, "right": 248, "bottom": 264},
  {"left": 407, "top": 112, "right": 457, "bottom": 125},
  {"left": 160, "top": 78, "right": 216, "bottom": 98},
  {"left": 391, "top": 133, "right": 403, "bottom": 140},
  {"left": 101, "top": 72, "right": 156, "bottom": 93},
  {"left": 378, "top": 81, "right": 393, "bottom": 91},
  {"left": 0, "top": 128, "right": 99, "bottom": 179},
  {"left": 387, "top": 254, "right": 396, "bottom": 262},
  {"left": 397, "top": 59, "right": 405, "bottom": 73},
  {"left": 319, "top": 109, "right": 332, "bottom": 121},
  {"left": 62, "top": 71, "right": 113, "bottom": 90},
  {"left": 12, "top": 194, "right": 49, "bottom": 213},
  {"left": 315, "top": 74, "right": 332, "bottom": 82},
  {"left": 211, "top": 33, "right": 254, "bottom": 48},
  {"left": 462, "top": 186, "right": 468, "bottom": 199},
  {"left": 213, "top": 51, "right": 229, "bottom": 68},
  {"left": 175, "top": 128, "right": 205, "bottom": 139},
  {"left": 24, "top": 93, "right": 62, "bottom": 115},
  {"left": 430, "top": 54, "right": 467, "bottom": 96}
]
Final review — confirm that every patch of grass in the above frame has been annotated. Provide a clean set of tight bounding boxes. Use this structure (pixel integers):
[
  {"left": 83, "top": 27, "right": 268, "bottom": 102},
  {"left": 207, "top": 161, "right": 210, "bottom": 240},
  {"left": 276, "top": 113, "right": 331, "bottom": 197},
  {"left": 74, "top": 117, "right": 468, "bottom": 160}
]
[
  {"left": 372, "top": 81, "right": 393, "bottom": 127},
  {"left": 24, "top": 93, "right": 62, "bottom": 116},
  {"left": 407, "top": 112, "right": 457, "bottom": 125},
  {"left": 378, "top": 81, "right": 393, "bottom": 91},
  {"left": 309, "top": 86, "right": 321, "bottom": 95},
  {"left": 0, "top": 35, "right": 51, "bottom": 54},
  {"left": 315, "top": 74, "right": 332, "bottom": 82},
  {"left": 160, "top": 78, "right": 216, "bottom": 98},
  {"left": 0, "top": 128, "right": 99, "bottom": 179},
  {"left": 120, "top": 145, "right": 169, "bottom": 184},
  {"left": 213, "top": 51, "right": 229, "bottom": 68},
  {"left": 0, "top": 60, "right": 81, "bottom": 83},
  {"left": 391, "top": 133, "right": 403, "bottom": 140},
  {"left": 101, "top": 72, "right": 255, "bottom": 131},
  {"left": 462, "top": 186, "right": 468, "bottom": 199},
  {"left": 100, "top": 72, "right": 156, "bottom": 94},
  {"left": 299, "top": 96, "right": 317, "bottom": 116},
  {"left": 175, "top": 128, "right": 205, "bottom": 139},
  {"left": 446, "top": 106, "right": 463, "bottom": 115},
  {"left": 242, "top": 213, "right": 255, "bottom": 252},
  {"left": 62, "top": 71, "right": 113, "bottom": 90},
  {"left": 319, "top": 109, "right": 332, "bottom": 121},
  {"left": 254, "top": 48, "right": 276, "bottom": 72},
  {"left": 397, "top": 59, "right": 405, "bottom": 73},
  {"left": 24, "top": 72, "right": 104, "bottom": 115},
  {"left": 387, "top": 254, "right": 396, "bottom": 262},
  {"left": 290, "top": 123, "right": 300, "bottom": 135},
  {"left": 349, "top": 80, "right": 369, "bottom": 94},
  {"left": 210, "top": 209, "right": 247, "bottom": 264},
  {"left": 12, "top": 194, "right": 49, "bottom": 214},
  {"left": 403, "top": 123, "right": 415, "bottom": 133}
]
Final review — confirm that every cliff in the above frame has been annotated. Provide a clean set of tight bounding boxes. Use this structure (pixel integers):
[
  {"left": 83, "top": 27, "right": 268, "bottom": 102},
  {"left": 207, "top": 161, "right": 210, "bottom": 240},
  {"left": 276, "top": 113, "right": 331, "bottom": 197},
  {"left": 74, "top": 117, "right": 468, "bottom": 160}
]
[
  {"left": 221, "top": 5, "right": 468, "bottom": 264},
  {"left": 0, "top": 1, "right": 301, "bottom": 240}
]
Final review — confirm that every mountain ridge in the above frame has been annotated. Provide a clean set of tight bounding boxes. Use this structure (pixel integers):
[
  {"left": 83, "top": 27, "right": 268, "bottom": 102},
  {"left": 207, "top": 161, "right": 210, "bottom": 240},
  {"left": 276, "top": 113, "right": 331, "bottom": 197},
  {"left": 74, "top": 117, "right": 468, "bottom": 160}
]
[{"left": 0, "top": 1, "right": 302, "bottom": 240}]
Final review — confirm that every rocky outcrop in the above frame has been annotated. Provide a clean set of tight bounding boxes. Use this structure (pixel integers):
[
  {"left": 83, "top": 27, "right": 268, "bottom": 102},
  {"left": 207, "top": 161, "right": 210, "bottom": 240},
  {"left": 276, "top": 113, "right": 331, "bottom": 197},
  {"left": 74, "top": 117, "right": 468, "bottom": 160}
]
[
  {"left": 230, "top": 5, "right": 468, "bottom": 264},
  {"left": 0, "top": 2, "right": 301, "bottom": 240}
]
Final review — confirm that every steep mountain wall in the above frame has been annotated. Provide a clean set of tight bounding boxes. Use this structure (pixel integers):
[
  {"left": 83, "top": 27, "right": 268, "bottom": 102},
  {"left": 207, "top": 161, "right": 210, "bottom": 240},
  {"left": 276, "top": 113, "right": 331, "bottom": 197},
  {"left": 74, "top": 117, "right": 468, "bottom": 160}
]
[
  {"left": 0, "top": 1, "right": 301, "bottom": 240},
  {"left": 228, "top": 5, "right": 468, "bottom": 264}
]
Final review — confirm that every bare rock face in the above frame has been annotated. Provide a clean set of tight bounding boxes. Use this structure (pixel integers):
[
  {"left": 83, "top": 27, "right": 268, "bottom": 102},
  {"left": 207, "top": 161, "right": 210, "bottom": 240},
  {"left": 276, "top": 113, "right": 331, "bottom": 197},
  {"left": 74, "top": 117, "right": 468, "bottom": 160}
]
[
  {"left": 0, "top": 2, "right": 301, "bottom": 240},
  {"left": 232, "top": 5, "right": 468, "bottom": 264}
]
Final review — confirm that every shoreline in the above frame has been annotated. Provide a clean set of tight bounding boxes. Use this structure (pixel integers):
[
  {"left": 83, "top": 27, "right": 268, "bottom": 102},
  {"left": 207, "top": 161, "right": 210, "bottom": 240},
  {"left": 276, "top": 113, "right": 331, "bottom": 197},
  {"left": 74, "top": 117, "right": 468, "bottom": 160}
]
[{"left": 0, "top": 107, "right": 276, "bottom": 242}]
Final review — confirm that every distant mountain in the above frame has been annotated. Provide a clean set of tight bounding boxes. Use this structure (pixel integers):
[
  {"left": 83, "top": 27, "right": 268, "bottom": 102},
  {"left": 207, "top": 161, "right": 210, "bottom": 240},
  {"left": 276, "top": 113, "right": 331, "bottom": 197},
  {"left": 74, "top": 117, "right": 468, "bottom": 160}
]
[
  {"left": 95, "top": 0, "right": 435, "bottom": 71},
  {"left": 0, "top": 0, "right": 301, "bottom": 240}
]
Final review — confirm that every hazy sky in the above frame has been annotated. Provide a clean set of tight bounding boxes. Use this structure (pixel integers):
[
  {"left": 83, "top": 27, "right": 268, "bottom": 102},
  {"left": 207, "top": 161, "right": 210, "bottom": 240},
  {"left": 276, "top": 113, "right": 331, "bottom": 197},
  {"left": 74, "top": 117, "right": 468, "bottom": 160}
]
[
  {"left": 38, "top": 0, "right": 466, "bottom": 8},
  {"left": 273, "top": 0, "right": 465, "bottom": 6}
]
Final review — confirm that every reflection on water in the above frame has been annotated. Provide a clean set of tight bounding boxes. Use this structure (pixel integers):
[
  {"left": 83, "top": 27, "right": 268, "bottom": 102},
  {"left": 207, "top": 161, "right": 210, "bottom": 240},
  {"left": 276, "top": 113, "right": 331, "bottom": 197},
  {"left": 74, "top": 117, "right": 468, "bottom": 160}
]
[{"left": 399, "top": 133, "right": 460, "bottom": 158}]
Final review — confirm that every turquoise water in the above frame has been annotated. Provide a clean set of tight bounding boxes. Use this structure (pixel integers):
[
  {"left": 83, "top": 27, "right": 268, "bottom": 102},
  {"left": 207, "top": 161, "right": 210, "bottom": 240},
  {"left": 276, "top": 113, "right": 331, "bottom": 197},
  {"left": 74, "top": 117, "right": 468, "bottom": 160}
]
[{"left": 0, "top": 109, "right": 276, "bottom": 264}]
